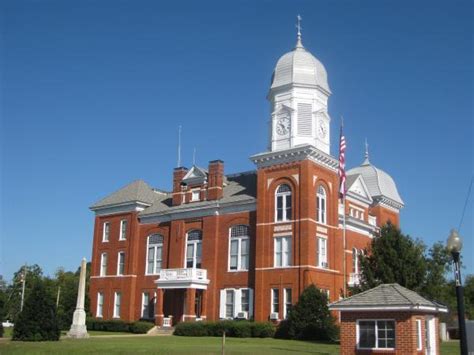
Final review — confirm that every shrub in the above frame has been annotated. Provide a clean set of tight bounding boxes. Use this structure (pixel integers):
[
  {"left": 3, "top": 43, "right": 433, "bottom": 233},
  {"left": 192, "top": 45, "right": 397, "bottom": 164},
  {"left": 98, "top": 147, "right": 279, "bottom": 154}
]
[
  {"left": 0, "top": 322, "right": 3, "bottom": 338},
  {"left": 276, "top": 285, "right": 339, "bottom": 341},
  {"left": 174, "top": 322, "right": 209, "bottom": 336},
  {"left": 12, "top": 282, "right": 60, "bottom": 341},
  {"left": 86, "top": 318, "right": 130, "bottom": 332},
  {"left": 130, "top": 321, "right": 154, "bottom": 334},
  {"left": 252, "top": 322, "right": 275, "bottom": 338}
]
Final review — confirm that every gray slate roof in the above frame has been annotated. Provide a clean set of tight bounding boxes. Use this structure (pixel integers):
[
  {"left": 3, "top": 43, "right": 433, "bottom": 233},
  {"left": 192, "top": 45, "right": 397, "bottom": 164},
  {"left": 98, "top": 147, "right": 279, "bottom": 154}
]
[
  {"left": 329, "top": 284, "right": 447, "bottom": 312},
  {"left": 90, "top": 180, "right": 160, "bottom": 209},
  {"left": 139, "top": 171, "right": 256, "bottom": 216}
]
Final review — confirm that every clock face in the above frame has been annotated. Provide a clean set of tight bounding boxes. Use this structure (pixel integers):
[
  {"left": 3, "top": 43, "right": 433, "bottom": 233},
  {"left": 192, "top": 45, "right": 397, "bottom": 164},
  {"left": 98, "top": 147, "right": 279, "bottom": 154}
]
[
  {"left": 318, "top": 121, "right": 327, "bottom": 138},
  {"left": 276, "top": 117, "right": 290, "bottom": 135}
]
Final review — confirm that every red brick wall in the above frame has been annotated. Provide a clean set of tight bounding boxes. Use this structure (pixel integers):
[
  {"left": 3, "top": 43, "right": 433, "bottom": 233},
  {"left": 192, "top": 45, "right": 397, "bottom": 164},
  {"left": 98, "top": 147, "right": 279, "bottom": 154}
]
[{"left": 340, "top": 311, "right": 439, "bottom": 355}]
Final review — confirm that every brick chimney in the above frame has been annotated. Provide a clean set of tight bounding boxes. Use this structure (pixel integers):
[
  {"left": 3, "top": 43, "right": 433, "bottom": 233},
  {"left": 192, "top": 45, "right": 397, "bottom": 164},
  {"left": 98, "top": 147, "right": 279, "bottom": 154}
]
[
  {"left": 172, "top": 167, "right": 188, "bottom": 206},
  {"left": 207, "top": 160, "right": 224, "bottom": 201}
]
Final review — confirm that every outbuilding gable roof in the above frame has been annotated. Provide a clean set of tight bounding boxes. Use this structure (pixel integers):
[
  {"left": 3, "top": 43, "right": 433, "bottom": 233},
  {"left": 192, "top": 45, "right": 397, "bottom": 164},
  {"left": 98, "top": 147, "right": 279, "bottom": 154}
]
[
  {"left": 90, "top": 180, "right": 159, "bottom": 210},
  {"left": 329, "top": 284, "right": 447, "bottom": 313}
]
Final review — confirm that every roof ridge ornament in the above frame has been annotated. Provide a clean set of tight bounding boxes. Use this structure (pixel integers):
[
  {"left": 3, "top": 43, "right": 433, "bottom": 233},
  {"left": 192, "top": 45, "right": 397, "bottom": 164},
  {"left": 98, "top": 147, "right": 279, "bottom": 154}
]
[
  {"left": 362, "top": 138, "right": 370, "bottom": 165},
  {"left": 295, "top": 14, "right": 304, "bottom": 49}
]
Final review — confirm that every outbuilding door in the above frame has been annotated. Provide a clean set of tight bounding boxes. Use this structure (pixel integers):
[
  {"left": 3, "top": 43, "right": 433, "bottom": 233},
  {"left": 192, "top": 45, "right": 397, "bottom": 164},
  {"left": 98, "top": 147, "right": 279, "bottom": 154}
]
[{"left": 425, "top": 316, "right": 436, "bottom": 355}]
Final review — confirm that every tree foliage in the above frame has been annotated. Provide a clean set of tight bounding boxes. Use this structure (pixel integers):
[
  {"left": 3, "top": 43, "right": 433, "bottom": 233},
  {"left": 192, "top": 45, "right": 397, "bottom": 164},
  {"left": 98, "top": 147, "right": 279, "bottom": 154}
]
[
  {"left": 276, "top": 285, "right": 338, "bottom": 341},
  {"left": 12, "top": 282, "right": 60, "bottom": 341}
]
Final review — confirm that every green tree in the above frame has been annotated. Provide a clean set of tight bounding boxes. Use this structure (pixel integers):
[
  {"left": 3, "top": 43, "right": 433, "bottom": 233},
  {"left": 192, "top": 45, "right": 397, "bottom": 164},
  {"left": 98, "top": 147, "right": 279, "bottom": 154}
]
[
  {"left": 356, "top": 223, "right": 427, "bottom": 293},
  {"left": 463, "top": 275, "right": 474, "bottom": 319},
  {"left": 276, "top": 285, "right": 338, "bottom": 341},
  {"left": 12, "top": 281, "right": 60, "bottom": 341}
]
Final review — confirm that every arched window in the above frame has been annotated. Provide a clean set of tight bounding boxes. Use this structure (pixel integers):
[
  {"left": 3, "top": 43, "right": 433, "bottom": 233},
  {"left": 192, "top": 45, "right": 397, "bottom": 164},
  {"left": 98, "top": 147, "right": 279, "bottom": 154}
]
[
  {"left": 229, "top": 225, "right": 250, "bottom": 271},
  {"left": 275, "top": 184, "right": 292, "bottom": 222},
  {"left": 147, "top": 234, "right": 164, "bottom": 274},
  {"left": 352, "top": 248, "right": 360, "bottom": 274},
  {"left": 186, "top": 230, "right": 202, "bottom": 268},
  {"left": 317, "top": 185, "right": 327, "bottom": 224}
]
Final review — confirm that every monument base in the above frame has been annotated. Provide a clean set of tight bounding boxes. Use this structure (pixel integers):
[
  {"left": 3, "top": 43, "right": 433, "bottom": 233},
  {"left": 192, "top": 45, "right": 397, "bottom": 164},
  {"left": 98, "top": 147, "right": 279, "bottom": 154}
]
[{"left": 67, "top": 309, "right": 89, "bottom": 339}]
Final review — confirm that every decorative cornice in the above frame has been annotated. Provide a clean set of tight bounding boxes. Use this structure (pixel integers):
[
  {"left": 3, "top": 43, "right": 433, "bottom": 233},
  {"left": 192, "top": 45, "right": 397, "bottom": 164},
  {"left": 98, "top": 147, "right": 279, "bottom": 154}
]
[
  {"left": 374, "top": 196, "right": 404, "bottom": 211},
  {"left": 250, "top": 144, "right": 338, "bottom": 172}
]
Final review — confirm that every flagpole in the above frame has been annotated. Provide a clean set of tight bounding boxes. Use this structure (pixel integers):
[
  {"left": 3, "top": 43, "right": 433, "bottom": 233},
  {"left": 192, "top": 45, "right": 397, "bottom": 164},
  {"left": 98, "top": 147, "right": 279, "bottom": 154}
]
[{"left": 342, "top": 194, "right": 347, "bottom": 298}]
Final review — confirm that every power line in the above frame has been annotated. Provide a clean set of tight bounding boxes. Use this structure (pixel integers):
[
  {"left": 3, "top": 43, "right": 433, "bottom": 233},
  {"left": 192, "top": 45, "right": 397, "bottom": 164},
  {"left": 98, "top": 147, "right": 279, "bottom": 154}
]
[{"left": 458, "top": 176, "right": 473, "bottom": 233}]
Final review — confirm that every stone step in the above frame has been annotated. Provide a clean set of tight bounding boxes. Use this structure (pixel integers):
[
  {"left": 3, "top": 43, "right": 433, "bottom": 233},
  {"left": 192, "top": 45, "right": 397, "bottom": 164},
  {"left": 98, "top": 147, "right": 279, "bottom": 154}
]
[{"left": 147, "top": 326, "right": 175, "bottom": 336}]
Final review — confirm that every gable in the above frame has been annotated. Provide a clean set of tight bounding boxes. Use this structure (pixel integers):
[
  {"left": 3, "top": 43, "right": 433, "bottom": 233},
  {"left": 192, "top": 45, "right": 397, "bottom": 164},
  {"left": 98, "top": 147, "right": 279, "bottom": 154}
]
[{"left": 347, "top": 175, "right": 372, "bottom": 204}]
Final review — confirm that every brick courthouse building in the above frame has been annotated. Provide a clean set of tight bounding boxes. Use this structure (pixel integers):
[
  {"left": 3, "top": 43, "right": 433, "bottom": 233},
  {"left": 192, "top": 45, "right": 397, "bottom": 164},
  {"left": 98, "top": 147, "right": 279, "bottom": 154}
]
[{"left": 88, "top": 29, "right": 404, "bottom": 327}]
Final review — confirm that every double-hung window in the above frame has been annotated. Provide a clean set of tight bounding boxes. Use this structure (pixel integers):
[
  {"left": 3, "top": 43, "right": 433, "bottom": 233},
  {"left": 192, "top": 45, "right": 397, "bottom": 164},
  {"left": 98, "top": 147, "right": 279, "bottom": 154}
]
[
  {"left": 100, "top": 252, "right": 108, "bottom": 276},
  {"left": 102, "top": 222, "right": 110, "bottom": 242},
  {"left": 283, "top": 288, "right": 292, "bottom": 319},
  {"left": 352, "top": 248, "right": 359, "bottom": 273},
  {"left": 117, "top": 251, "right": 125, "bottom": 275},
  {"left": 225, "top": 290, "right": 234, "bottom": 318},
  {"left": 271, "top": 288, "right": 280, "bottom": 316},
  {"left": 275, "top": 184, "right": 292, "bottom": 222},
  {"left": 147, "top": 234, "right": 164, "bottom": 274},
  {"left": 229, "top": 225, "right": 250, "bottom": 271},
  {"left": 317, "top": 185, "right": 327, "bottom": 224},
  {"left": 141, "top": 292, "right": 155, "bottom": 319},
  {"left": 274, "top": 236, "right": 291, "bottom": 267},
  {"left": 358, "top": 320, "right": 395, "bottom": 349},
  {"left": 119, "top": 220, "right": 127, "bottom": 240},
  {"left": 186, "top": 230, "right": 202, "bottom": 268},
  {"left": 113, "top": 292, "right": 121, "bottom": 318},
  {"left": 96, "top": 292, "right": 104, "bottom": 317},
  {"left": 317, "top": 237, "right": 328, "bottom": 268},
  {"left": 219, "top": 288, "right": 253, "bottom": 319}
]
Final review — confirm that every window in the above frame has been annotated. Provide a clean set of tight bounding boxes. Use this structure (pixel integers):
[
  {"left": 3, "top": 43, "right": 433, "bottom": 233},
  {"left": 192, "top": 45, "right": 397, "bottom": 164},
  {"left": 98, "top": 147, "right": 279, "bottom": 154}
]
[
  {"left": 241, "top": 289, "right": 250, "bottom": 313},
  {"left": 271, "top": 288, "right": 279, "bottom": 315},
  {"left": 100, "top": 253, "right": 107, "bottom": 276},
  {"left": 113, "top": 292, "right": 121, "bottom": 318},
  {"left": 416, "top": 319, "right": 422, "bottom": 351},
  {"left": 283, "top": 288, "right": 292, "bottom": 319},
  {"left": 321, "top": 288, "right": 330, "bottom": 301},
  {"left": 191, "top": 189, "right": 200, "bottom": 202},
  {"left": 96, "top": 292, "right": 104, "bottom": 317},
  {"left": 147, "top": 234, "right": 164, "bottom": 274},
  {"left": 119, "top": 220, "right": 127, "bottom": 240},
  {"left": 186, "top": 230, "right": 202, "bottom": 268},
  {"left": 225, "top": 290, "right": 234, "bottom": 318},
  {"left": 102, "top": 222, "right": 110, "bottom": 242},
  {"left": 358, "top": 320, "right": 395, "bottom": 349},
  {"left": 275, "top": 184, "right": 292, "bottom": 222},
  {"left": 117, "top": 252, "right": 125, "bottom": 275},
  {"left": 141, "top": 292, "right": 154, "bottom": 319},
  {"left": 317, "top": 237, "right": 328, "bottom": 268},
  {"left": 274, "top": 236, "right": 291, "bottom": 267},
  {"left": 229, "top": 225, "right": 250, "bottom": 271},
  {"left": 352, "top": 248, "right": 359, "bottom": 273},
  {"left": 317, "top": 185, "right": 327, "bottom": 224}
]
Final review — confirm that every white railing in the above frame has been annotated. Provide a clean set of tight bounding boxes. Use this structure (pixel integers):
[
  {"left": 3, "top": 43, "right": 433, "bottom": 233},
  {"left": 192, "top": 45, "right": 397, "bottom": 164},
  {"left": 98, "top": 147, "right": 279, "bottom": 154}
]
[
  {"left": 159, "top": 268, "right": 207, "bottom": 281},
  {"left": 349, "top": 272, "right": 360, "bottom": 286},
  {"left": 163, "top": 317, "right": 172, "bottom": 327}
]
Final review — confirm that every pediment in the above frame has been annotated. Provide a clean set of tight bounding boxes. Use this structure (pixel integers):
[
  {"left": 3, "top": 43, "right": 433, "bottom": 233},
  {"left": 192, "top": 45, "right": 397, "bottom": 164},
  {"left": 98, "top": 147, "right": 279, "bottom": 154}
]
[
  {"left": 182, "top": 165, "right": 208, "bottom": 185},
  {"left": 347, "top": 174, "right": 373, "bottom": 203}
]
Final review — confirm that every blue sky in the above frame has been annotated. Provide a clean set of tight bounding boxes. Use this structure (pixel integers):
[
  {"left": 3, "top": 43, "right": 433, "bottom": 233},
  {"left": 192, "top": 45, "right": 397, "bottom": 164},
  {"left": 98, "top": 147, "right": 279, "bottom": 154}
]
[{"left": 1, "top": 0, "right": 472, "bottom": 281}]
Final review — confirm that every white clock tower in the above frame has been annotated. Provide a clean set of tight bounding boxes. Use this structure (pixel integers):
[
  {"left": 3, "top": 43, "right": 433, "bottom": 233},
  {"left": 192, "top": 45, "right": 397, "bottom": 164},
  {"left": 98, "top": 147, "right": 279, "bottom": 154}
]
[{"left": 268, "top": 20, "right": 331, "bottom": 154}]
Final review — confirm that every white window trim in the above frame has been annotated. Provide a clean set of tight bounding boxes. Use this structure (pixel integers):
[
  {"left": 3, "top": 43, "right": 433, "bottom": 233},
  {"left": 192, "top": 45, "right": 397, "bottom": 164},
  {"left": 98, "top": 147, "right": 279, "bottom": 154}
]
[
  {"left": 102, "top": 222, "right": 110, "bottom": 242},
  {"left": 317, "top": 186, "right": 327, "bottom": 224},
  {"left": 145, "top": 235, "right": 163, "bottom": 275},
  {"left": 117, "top": 251, "right": 125, "bottom": 276},
  {"left": 416, "top": 319, "right": 422, "bottom": 351},
  {"left": 100, "top": 252, "right": 107, "bottom": 276},
  {"left": 191, "top": 189, "right": 200, "bottom": 202},
  {"left": 275, "top": 185, "right": 292, "bottom": 222},
  {"left": 356, "top": 319, "right": 396, "bottom": 350},
  {"left": 228, "top": 226, "right": 250, "bottom": 272},
  {"left": 113, "top": 292, "right": 121, "bottom": 318},
  {"left": 119, "top": 219, "right": 127, "bottom": 240},
  {"left": 283, "top": 288, "right": 292, "bottom": 319},
  {"left": 271, "top": 288, "right": 280, "bottom": 319},
  {"left": 96, "top": 292, "right": 104, "bottom": 317},
  {"left": 184, "top": 231, "right": 202, "bottom": 269},
  {"left": 274, "top": 236, "right": 291, "bottom": 267},
  {"left": 219, "top": 288, "right": 254, "bottom": 319},
  {"left": 317, "top": 236, "right": 328, "bottom": 268},
  {"left": 141, "top": 292, "right": 150, "bottom": 319}
]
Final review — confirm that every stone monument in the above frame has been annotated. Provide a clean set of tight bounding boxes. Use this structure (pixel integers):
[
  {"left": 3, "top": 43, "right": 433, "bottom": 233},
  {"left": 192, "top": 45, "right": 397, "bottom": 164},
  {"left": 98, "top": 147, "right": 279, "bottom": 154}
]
[{"left": 67, "top": 257, "right": 89, "bottom": 338}]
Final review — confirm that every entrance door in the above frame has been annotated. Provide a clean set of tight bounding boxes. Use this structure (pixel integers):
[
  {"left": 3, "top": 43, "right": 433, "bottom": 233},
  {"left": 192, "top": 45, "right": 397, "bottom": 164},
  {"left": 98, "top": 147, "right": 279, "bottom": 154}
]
[{"left": 425, "top": 316, "right": 436, "bottom": 355}]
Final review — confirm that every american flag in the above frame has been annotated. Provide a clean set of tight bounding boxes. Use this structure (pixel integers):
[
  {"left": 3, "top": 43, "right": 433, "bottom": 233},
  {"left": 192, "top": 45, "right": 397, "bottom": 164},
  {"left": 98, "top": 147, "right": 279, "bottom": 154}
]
[{"left": 338, "top": 123, "right": 346, "bottom": 199}]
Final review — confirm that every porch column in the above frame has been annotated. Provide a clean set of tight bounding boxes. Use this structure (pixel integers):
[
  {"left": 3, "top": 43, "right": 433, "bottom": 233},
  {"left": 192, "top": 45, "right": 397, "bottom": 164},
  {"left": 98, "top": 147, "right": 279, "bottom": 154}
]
[
  {"left": 155, "top": 288, "right": 164, "bottom": 326},
  {"left": 184, "top": 288, "right": 196, "bottom": 322},
  {"left": 201, "top": 290, "right": 208, "bottom": 320}
]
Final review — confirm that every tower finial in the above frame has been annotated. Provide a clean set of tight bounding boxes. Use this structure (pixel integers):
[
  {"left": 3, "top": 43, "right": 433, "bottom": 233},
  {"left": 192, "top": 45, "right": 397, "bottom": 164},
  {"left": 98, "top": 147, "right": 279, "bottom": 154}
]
[
  {"left": 295, "top": 15, "right": 303, "bottom": 48},
  {"left": 363, "top": 138, "right": 370, "bottom": 165},
  {"left": 177, "top": 125, "right": 182, "bottom": 167}
]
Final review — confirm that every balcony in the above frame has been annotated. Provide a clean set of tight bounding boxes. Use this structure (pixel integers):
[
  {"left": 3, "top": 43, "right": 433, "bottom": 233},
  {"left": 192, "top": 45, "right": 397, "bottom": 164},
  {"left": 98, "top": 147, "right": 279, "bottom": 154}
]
[
  {"left": 348, "top": 272, "right": 360, "bottom": 286},
  {"left": 155, "top": 268, "right": 210, "bottom": 290}
]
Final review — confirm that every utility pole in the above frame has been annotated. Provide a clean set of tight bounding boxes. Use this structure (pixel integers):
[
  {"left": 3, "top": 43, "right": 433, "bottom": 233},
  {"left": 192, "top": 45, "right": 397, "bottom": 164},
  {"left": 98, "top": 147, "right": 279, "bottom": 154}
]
[{"left": 20, "top": 264, "right": 27, "bottom": 312}]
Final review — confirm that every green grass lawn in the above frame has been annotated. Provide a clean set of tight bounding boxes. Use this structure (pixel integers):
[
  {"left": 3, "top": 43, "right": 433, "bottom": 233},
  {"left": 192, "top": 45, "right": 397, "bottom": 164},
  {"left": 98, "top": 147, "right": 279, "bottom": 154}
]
[{"left": 0, "top": 334, "right": 460, "bottom": 354}]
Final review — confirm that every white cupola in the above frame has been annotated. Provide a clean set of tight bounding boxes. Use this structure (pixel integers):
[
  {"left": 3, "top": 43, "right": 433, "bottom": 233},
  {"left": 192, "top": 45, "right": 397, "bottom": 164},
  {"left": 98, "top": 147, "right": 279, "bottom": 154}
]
[{"left": 268, "top": 18, "right": 331, "bottom": 154}]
